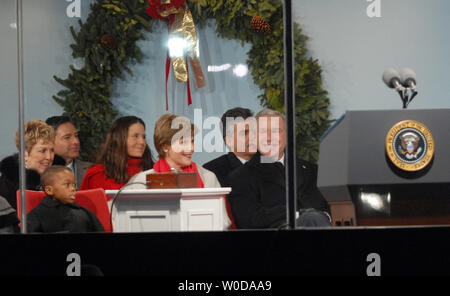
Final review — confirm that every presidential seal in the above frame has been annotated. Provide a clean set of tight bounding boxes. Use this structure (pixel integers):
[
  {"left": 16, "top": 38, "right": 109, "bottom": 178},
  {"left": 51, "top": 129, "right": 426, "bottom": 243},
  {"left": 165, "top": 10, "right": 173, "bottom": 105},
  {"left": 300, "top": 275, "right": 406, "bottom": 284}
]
[{"left": 385, "top": 120, "right": 434, "bottom": 172}]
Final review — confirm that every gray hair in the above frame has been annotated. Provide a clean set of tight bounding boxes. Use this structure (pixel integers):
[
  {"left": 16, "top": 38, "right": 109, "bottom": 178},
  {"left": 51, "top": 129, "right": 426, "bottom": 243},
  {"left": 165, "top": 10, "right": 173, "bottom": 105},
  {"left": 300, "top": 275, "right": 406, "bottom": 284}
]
[{"left": 255, "top": 109, "right": 285, "bottom": 121}]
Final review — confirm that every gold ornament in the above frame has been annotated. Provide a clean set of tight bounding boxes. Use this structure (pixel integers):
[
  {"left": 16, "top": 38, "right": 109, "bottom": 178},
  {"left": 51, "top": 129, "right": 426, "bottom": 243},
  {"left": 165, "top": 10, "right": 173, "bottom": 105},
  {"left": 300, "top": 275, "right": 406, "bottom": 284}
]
[{"left": 169, "top": 4, "right": 205, "bottom": 88}]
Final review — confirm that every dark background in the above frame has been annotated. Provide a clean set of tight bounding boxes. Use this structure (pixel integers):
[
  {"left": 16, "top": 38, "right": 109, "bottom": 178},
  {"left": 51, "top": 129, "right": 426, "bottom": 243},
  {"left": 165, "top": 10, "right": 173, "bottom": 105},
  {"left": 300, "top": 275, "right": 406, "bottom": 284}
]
[{"left": 1, "top": 227, "right": 449, "bottom": 277}]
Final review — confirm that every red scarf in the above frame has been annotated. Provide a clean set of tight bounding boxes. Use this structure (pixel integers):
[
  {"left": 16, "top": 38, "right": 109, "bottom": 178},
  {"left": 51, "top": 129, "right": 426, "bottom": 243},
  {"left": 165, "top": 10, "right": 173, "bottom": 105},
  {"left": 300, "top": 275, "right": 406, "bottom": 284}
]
[
  {"left": 127, "top": 157, "right": 144, "bottom": 179},
  {"left": 153, "top": 158, "right": 237, "bottom": 229},
  {"left": 153, "top": 158, "right": 204, "bottom": 188}
]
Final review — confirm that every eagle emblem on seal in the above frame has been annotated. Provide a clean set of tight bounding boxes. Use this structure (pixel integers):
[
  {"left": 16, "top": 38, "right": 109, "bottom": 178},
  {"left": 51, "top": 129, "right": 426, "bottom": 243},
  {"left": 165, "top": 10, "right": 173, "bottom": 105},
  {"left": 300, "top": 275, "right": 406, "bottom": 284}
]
[
  {"left": 399, "top": 132, "right": 422, "bottom": 159},
  {"left": 385, "top": 120, "right": 434, "bottom": 172}
]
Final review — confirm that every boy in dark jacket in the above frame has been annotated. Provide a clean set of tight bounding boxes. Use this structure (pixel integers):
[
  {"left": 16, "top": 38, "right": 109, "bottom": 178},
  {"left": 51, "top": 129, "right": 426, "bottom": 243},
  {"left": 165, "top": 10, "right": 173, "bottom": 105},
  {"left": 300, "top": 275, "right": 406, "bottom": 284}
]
[{"left": 27, "top": 166, "right": 104, "bottom": 233}]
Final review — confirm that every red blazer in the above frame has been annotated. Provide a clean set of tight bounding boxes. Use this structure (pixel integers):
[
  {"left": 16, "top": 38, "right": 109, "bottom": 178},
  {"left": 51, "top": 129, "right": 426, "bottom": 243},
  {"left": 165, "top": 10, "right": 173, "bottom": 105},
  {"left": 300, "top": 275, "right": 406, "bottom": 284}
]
[{"left": 80, "top": 158, "right": 143, "bottom": 192}]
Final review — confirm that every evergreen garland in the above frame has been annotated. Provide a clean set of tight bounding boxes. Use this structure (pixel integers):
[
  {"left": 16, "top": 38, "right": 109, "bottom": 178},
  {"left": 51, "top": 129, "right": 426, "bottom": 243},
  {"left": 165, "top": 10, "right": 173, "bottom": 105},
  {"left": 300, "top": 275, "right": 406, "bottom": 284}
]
[{"left": 54, "top": 0, "right": 332, "bottom": 162}]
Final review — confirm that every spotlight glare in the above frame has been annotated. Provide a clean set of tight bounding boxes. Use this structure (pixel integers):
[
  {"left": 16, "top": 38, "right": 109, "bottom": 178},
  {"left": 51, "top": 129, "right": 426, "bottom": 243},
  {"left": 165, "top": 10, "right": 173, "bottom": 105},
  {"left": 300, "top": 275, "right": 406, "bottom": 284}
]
[
  {"left": 233, "top": 64, "right": 248, "bottom": 77},
  {"left": 168, "top": 37, "right": 187, "bottom": 58}
]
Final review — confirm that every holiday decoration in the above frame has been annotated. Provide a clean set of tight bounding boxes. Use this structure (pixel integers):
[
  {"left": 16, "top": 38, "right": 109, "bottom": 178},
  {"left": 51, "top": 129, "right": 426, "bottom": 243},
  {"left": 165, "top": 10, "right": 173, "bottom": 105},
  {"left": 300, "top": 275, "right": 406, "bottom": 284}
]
[
  {"left": 100, "top": 34, "right": 118, "bottom": 50},
  {"left": 250, "top": 16, "right": 271, "bottom": 34},
  {"left": 54, "top": 0, "right": 331, "bottom": 163},
  {"left": 146, "top": 0, "right": 185, "bottom": 20},
  {"left": 146, "top": 0, "right": 205, "bottom": 109}
]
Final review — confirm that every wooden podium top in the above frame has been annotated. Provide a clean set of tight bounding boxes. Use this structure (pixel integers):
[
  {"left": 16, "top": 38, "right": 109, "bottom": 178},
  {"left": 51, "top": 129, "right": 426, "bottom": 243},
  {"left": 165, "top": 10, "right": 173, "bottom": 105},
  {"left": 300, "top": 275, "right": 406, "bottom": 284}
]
[{"left": 105, "top": 187, "right": 232, "bottom": 200}]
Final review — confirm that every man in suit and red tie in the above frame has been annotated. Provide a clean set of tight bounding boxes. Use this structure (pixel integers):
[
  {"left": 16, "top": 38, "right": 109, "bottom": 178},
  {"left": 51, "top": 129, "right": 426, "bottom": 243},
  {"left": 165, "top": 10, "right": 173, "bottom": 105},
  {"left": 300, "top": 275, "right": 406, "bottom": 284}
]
[{"left": 227, "top": 109, "right": 331, "bottom": 229}]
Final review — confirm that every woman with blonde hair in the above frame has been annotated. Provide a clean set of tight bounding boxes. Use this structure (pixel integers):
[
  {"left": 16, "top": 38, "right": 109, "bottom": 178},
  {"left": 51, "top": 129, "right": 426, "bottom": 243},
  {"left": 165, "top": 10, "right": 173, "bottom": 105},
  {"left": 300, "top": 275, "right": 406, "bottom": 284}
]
[
  {"left": 0, "top": 120, "right": 55, "bottom": 211},
  {"left": 127, "top": 113, "right": 232, "bottom": 229}
]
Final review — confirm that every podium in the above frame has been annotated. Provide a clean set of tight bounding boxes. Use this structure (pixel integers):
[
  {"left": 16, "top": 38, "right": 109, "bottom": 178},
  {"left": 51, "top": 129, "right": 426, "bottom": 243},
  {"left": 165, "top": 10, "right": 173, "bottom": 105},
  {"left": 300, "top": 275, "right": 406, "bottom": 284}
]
[
  {"left": 318, "top": 109, "right": 450, "bottom": 226},
  {"left": 105, "top": 188, "right": 231, "bottom": 232}
]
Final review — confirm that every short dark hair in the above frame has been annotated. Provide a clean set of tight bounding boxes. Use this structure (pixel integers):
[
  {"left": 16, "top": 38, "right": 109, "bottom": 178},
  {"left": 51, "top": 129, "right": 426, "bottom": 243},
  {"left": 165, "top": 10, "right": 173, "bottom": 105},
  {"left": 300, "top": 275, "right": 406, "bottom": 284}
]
[
  {"left": 41, "top": 165, "right": 73, "bottom": 187},
  {"left": 220, "top": 107, "right": 253, "bottom": 140},
  {"left": 45, "top": 116, "right": 73, "bottom": 131}
]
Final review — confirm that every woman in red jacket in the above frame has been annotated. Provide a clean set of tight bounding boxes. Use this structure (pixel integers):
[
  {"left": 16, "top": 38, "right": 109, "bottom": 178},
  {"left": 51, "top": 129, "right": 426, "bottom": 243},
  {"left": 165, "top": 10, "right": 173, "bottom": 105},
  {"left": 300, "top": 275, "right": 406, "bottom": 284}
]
[{"left": 80, "top": 116, "right": 154, "bottom": 191}]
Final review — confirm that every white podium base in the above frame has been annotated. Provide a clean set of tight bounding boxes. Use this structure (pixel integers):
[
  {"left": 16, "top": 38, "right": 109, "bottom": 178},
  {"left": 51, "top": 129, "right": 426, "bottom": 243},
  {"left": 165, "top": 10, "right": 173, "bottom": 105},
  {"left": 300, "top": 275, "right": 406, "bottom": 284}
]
[{"left": 106, "top": 188, "right": 231, "bottom": 232}]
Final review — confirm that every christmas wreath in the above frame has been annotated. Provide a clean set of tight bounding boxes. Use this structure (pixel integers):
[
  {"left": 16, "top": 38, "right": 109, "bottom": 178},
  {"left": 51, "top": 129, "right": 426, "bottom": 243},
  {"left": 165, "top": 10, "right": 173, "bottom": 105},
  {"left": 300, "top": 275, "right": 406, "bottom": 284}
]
[{"left": 53, "top": 0, "right": 332, "bottom": 162}]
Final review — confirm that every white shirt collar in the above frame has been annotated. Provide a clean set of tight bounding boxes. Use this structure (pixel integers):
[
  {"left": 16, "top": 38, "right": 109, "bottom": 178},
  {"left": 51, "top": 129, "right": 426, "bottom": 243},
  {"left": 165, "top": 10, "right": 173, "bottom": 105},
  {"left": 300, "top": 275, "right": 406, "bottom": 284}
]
[
  {"left": 67, "top": 160, "right": 74, "bottom": 171},
  {"left": 236, "top": 155, "right": 248, "bottom": 164}
]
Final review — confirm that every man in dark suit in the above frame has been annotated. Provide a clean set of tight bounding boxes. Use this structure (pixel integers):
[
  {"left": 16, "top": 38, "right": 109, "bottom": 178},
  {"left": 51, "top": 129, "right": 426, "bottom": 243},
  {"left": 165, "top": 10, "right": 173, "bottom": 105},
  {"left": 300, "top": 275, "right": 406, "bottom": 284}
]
[
  {"left": 46, "top": 116, "right": 92, "bottom": 190},
  {"left": 227, "top": 109, "right": 330, "bottom": 229},
  {"left": 203, "top": 107, "right": 257, "bottom": 187}
]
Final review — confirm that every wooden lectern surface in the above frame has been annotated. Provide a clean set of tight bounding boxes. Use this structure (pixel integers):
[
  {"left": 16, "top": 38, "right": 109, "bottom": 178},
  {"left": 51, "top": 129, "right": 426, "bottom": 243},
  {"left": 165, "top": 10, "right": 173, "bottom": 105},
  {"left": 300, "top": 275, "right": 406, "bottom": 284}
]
[{"left": 106, "top": 187, "right": 231, "bottom": 198}]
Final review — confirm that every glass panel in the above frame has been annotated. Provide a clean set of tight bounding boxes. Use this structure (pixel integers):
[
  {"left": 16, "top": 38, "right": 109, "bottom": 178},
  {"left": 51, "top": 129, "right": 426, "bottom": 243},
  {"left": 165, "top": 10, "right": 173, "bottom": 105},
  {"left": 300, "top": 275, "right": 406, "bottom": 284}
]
[
  {"left": 0, "top": 0, "right": 20, "bottom": 234},
  {"left": 294, "top": 0, "right": 450, "bottom": 228},
  {"left": 4, "top": 0, "right": 292, "bottom": 233},
  {"left": 9, "top": 0, "right": 449, "bottom": 234}
]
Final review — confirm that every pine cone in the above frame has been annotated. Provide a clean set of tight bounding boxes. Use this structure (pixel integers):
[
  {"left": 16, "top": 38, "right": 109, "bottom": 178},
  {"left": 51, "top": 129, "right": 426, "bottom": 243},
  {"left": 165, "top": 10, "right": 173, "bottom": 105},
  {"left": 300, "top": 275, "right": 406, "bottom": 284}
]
[
  {"left": 100, "top": 34, "right": 118, "bottom": 50},
  {"left": 251, "top": 16, "right": 271, "bottom": 35}
]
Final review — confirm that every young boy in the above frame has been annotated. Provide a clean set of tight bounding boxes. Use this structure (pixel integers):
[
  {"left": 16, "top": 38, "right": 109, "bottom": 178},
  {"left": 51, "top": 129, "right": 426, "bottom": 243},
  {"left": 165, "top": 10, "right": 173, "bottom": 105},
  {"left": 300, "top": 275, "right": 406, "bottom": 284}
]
[{"left": 27, "top": 166, "right": 104, "bottom": 233}]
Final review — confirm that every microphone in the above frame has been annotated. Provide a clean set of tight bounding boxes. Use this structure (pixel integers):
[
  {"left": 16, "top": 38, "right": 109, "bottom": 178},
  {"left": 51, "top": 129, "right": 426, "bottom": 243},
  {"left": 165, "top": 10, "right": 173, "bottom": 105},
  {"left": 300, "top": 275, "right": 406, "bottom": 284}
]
[
  {"left": 400, "top": 67, "right": 417, "bottom": 92},
  {"left": 382, "top": 68, "right": 419, "bottom": 109},
  {"left": 382, "top": 68, "right": 405, "bottom": 92}
]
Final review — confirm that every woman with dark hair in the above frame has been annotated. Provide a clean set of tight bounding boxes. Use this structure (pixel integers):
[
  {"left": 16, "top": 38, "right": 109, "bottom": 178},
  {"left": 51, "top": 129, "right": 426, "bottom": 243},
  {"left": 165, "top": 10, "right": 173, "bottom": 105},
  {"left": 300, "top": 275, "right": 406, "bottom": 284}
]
[{"left": 80, "top": 116, "right": 154, "bottom": 190}]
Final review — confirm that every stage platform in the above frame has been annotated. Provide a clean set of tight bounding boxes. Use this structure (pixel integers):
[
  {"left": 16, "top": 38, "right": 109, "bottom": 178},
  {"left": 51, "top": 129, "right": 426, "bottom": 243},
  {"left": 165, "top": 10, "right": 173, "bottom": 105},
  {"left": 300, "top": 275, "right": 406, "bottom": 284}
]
[{"left": 1, "top": 226, "right": 450, "bottom": 277}]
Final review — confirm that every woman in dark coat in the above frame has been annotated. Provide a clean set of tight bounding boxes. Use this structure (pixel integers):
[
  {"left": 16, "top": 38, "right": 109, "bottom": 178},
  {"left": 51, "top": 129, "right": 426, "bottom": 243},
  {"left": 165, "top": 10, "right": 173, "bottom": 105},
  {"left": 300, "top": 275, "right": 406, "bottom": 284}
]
[
  {"left": 0, "top": 120, "right": 55, "bottom": 211},
  {"left": 0, "top": 195, "right": 19, "bottom": 233}
]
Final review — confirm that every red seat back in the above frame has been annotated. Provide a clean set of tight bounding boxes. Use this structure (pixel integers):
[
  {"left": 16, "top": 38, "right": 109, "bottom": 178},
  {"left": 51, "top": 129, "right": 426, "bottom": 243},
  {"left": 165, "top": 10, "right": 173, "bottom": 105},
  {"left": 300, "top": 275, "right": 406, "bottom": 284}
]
[
  {"left": 15, "top": 190, "right": 46, "bottom": 218},
  {"left": 16, "top": 188, "right": 112, "bottom": 232},
  {"left": 75, "top": 188, "right": 112, "bottom": 232}
]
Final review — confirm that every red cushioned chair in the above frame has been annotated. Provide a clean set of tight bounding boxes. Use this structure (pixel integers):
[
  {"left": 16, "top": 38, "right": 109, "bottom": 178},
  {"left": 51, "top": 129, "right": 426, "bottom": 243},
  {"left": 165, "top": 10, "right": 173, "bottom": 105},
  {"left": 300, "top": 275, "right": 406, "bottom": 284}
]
[
  {"left": 15, "top": 190, "right": 45, "bottom": 219},
  {"left": 16, "top": 188, "right": 112, "bottom": 232}
]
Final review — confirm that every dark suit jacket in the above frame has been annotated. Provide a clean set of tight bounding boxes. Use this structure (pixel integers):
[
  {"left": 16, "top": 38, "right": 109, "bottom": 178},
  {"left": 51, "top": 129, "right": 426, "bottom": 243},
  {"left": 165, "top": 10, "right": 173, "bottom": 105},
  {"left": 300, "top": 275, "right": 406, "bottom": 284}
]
[
  {"left": 0, "top": 154, "right": 41, "bottom": 211},
  {"left": 227, "top": 152, "right": 329, "bottom": 229},
  {"left": 53, "top": 155, "right": 92, "bottom": 190},
  {"left": 73, "top": 159, "right": 92, "bottom": 190},
  {"left": 27, "top": 196, "right": 104, "bottom": 233},
  {"left": 203, "top": 152, "right": 244, "bottom": 187}
]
